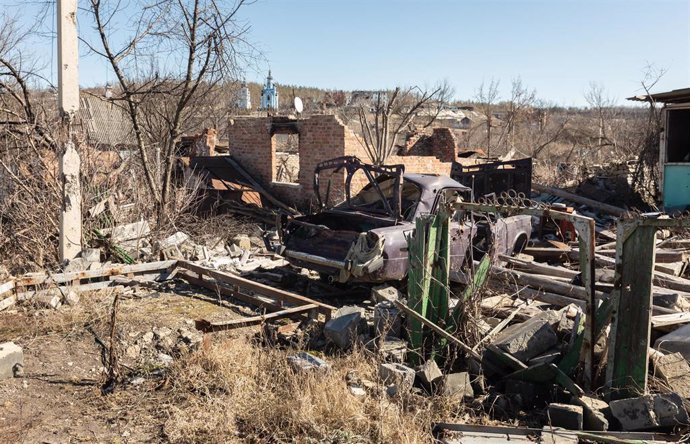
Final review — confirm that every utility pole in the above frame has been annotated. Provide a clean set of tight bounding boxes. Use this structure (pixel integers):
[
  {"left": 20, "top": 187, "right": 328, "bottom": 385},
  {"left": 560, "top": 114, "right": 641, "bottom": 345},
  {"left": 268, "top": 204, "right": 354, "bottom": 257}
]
[{"left": 57, "top": 0, "right": 82, "bottom": 262}]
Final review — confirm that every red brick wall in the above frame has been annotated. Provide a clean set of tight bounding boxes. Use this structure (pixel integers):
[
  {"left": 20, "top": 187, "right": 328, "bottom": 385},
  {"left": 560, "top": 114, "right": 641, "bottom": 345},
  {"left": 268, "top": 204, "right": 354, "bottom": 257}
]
[
  {"left": 227, "top": 115, "right": 351, "bottom": 208},
  {"left": 227, "top": 115, "right": 455, "bottom": 210}
]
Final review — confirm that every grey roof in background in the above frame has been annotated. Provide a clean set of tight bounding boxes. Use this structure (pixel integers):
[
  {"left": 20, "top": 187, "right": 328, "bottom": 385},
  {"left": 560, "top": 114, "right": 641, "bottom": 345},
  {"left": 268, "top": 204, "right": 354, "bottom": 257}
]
[
  {"left": 79, "top": 96, "right": 136, "bottom": 147},
  {"left": 627, "top": 87, "right": 690, "bottom": 104}
]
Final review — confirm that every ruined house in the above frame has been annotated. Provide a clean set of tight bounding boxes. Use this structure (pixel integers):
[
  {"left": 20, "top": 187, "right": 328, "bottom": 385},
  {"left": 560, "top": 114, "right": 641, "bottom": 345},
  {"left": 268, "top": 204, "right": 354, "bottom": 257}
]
[
  {"left": 630, "top": 87, "right": 690, "bottom": 211},
  {"left": 226, "top": 114, "right": 460, "bottom": 208}
]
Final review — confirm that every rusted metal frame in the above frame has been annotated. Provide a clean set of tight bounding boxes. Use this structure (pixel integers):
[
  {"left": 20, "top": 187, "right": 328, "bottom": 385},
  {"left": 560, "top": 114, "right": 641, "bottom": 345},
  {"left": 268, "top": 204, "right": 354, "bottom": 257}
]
[
  {"left": 177, "top": 271, "right": 287, "bottom": 313},
  {"left": 177, "top": 260, "right": 334, "bottom": 319},
  {"left": 452, "top": 201, "right": 597, "bottom": 390},
  {"left": 195, "top": 304, "right": 319, "bottom": 332},
  {"left": 313, "top": 156, "right": 403, "bottom": 218}
]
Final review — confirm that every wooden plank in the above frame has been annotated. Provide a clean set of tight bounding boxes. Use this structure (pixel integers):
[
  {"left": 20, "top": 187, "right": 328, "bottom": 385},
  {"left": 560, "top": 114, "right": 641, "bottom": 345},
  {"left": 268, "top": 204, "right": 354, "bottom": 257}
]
[
  {"left": 177, "top": 261, "right": 334, "bottom": 317},
  {"left": 493, "top": 266, "right": 607, "bottom": 301},
  {"left": 499, "top": 254, "right": 579, "bottom": 279},
  {"left": 606, "top": 223, "right": 657, "bottom": 399},
  {"left": 516, "top": 287, "right": 586, "bottom": 310},
  {"left": 597, "top": 248, "right": 687, "bottom": 263},
  {"left": 532, "top": 183, "right": 627, "bottom": 217},
  {"left": 429, "top": 210, "right": 450, "bottom": 360},
  {"left": 407, "top": 215, "right": 435, "bottom": 365},
  {"left": 195, "top": 304, "right": 318, "bottom": 332},
  {"left": 651, "top": 312, "right": 690, "bottom": 328},
  {"left": 15, "top": 260, "right": 177, "bottom": 288},
  {"left": 0, "top": 280, "right": 15, "bottom": 297}
]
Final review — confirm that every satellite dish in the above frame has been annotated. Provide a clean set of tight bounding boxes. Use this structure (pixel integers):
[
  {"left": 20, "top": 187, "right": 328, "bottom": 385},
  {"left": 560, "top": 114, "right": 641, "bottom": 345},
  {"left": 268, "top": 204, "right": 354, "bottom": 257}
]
[{"left": 294, "top": 97, "right": 304, "bottom": 114}]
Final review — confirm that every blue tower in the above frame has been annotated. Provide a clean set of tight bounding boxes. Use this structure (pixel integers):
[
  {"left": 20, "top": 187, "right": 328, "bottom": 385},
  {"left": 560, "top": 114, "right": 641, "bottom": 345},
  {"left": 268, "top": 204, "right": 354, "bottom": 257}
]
[{"left": 260, "top": 70, "right": 279, "bottom": 110}]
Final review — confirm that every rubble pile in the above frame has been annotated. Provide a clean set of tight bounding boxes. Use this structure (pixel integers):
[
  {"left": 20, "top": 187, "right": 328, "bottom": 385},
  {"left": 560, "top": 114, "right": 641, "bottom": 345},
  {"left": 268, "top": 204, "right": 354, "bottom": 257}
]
[{"left": 3, "top": 184, "right": 690, "bottom": 441}]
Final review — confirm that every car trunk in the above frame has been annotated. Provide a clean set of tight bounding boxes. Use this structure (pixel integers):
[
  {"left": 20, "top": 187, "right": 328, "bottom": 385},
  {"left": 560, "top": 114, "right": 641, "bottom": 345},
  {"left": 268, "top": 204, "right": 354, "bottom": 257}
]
[{"left": 283, "top": 211, "right": 396, "bottom": 262}]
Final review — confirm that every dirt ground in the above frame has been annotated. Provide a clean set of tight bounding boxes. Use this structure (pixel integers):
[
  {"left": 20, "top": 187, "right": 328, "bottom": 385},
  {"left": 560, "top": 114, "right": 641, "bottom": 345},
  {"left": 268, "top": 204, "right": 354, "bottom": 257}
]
[
  {"left": 0, "top": 284, "right": 241, "bottom": 443},
  {"left": 0, "top": 274, "right": 508, "bottom": 443}
]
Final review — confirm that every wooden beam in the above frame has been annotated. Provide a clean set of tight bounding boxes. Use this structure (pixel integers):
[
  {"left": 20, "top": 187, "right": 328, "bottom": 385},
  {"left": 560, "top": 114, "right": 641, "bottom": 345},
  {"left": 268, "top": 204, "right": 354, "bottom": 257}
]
[
  {"left": 606, "top": 222, "right": 657, "bottom": 399},
  {"left": 532, "top": 183, "right": 627, "bottom": 217},
  {"left": 15, "top": 260, "right": 177, "bottom": 288}
]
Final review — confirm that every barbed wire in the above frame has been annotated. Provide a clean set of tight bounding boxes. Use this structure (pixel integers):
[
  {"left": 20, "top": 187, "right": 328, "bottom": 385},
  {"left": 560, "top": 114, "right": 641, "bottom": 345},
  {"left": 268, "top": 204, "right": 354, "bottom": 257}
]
[{"left": 477, "top": 190, "right": 548, "bottom": 210}]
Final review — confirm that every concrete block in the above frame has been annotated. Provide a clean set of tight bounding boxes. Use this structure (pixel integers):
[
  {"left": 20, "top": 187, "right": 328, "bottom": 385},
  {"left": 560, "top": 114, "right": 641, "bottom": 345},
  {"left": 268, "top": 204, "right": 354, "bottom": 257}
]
[
  {"left": 158, "top": 232, "right": 190, "bottom": 250},
  {"left": 493, "top": 317, "right": 558, "bottom": 362},
  {"left": 653, "top": 393, "right": 689, "bottom": 427},
  {"left": 441, "top": 372, "right": 474, "bottom": 399},
  {"left": 377, "top": 336, "right": 407, "bottom": 362},
  {"left": 547, "top": 403, "right": 583, "bottom": 430},
  {"left": 287, "top": 352, "right": 330, "bottom": 373},
  {"left": 0, "top": 342, "right": 23, "bottom": 379},
  {"left": 371, "top": 284, "right": 401, "bottom": 303},
  {"left": 374, "top": 301, "right": 402, "bottom": 338},
  {"left": 610, "top": 393, "right": 689, "bottom": 431},
  {"left": 654, "top": 323, "right": 690, "bottom": 360},
  {"left": 324, "top": 306, "right": 364, "bottom": 350},
  {"left": 64, "top": 257, "right": 90, "bottom": 273},
  {"left": 379, "top": 363, "right": 415, "bottom": 390},
  {"left": 571, "top": 395, "right": 609, "bottom": 431},
  {"left": 105, "top": 221, "right": 151, "bottom": 243},
  {"left": 653, "top": 352, "right": 690, "bottom": 398},
  {"left": 81, "top": 248, "right": 101, "bottom": 263},
  {"left": 505, "top": 379, "right": 556, "bottom": 408},
  {"left": 416, "top": 359, "right": 443, "bottom": 388}
]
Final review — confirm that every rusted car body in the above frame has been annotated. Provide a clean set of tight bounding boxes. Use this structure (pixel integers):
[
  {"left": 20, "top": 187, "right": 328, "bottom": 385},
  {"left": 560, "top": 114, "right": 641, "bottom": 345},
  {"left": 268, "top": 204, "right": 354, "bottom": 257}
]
[{"left": 270, "top": 156, "right": 531, "bottom": 284}]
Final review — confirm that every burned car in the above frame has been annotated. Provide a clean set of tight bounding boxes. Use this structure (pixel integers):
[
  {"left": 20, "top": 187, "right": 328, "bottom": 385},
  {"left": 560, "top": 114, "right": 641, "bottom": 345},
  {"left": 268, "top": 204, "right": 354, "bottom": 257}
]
[{"left": 269, "top": 156, "right": 531, "bottom": 284}]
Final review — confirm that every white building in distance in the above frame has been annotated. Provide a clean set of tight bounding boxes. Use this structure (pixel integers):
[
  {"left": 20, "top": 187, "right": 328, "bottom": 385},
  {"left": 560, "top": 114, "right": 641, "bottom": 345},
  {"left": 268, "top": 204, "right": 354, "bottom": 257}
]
[{"left": 236, "top": 82, "right": 251, "bottom": 110}]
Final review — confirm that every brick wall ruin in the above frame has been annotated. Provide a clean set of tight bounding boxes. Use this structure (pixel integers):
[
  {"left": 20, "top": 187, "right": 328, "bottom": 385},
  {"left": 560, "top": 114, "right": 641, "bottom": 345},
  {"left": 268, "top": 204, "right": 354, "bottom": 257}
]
[{"left": 227, "top": 115, "right": 454, "bottom": 208}]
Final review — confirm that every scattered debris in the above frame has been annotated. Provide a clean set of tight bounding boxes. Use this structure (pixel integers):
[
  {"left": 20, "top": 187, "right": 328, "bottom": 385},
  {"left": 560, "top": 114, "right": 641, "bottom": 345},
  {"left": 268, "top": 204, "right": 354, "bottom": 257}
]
[
  {"left": 287, "top": 352, "right": 329, "bottom": 373},
  {"left": 0, "top": 342, "right": 23, "bottom": 379}
]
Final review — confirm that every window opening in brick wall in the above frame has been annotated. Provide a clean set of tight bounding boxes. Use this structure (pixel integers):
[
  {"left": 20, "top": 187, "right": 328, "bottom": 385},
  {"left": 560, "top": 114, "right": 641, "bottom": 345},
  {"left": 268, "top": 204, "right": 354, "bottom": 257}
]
[{"left": 272, "top": 132, "right": 300, "bottom": 184}]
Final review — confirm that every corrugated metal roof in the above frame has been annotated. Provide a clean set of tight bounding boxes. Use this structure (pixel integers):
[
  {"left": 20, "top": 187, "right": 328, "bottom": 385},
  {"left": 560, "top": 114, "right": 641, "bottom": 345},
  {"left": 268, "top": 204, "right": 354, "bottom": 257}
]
[
  {"left": 79, "top": 96, "right": 136, "bottom": 147},
  {"left": 627, "top": 87, "right": 690, "bottom": 104}
]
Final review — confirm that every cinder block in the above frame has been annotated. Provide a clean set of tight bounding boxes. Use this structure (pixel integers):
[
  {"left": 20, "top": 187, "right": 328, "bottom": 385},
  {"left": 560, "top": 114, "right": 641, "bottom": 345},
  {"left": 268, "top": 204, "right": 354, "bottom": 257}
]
[
  {"left": 548, "top": 403, "right": 583, "bottom": 430},
  {"left": 441, "top": 372, "right": 474, "bottom": 399},
  {"left": 379, "top": 362, "right": 415, "bottom": 390}
]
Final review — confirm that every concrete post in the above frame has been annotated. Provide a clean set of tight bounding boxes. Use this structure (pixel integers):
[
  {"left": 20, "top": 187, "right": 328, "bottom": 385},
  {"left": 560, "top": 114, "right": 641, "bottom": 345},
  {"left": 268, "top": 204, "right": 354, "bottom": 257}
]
[{"left": 57, "top": 0, "right": 81, "bottom": 261}]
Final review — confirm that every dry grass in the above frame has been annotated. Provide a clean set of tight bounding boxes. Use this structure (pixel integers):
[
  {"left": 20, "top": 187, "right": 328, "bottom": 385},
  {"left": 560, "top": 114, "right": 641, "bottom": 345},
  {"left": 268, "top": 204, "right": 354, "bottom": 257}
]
[{"left": 161, "top": 338, "right": 467, "bottom": 443}]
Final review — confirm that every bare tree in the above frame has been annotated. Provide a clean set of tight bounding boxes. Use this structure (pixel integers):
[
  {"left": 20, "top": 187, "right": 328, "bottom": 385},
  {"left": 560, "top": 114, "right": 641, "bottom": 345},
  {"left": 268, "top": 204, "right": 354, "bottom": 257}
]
[
  {"left": 357, "top": 81, "right": 453, "bottom": 165},
  {"left": 82, "top": 0, "right": 259, "bottom": 222},
  {"left": 632, "top": 65, "right": 668, "bottom": 203},
  {"left": 475, "top": 78, "right": 500, "bottom": 157},
  {"left": 584, "top": 82, "right": 618, "bottom": 150},
  {"left": 502, "top": 77, "right": 536, "bottom": 149}
]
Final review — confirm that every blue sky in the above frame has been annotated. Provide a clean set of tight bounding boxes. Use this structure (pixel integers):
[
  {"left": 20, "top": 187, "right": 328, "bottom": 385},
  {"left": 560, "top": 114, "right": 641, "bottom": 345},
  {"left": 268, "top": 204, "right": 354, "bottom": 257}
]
[{"left": 6, "top": 0, "right": 690, "bottom": 106}]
